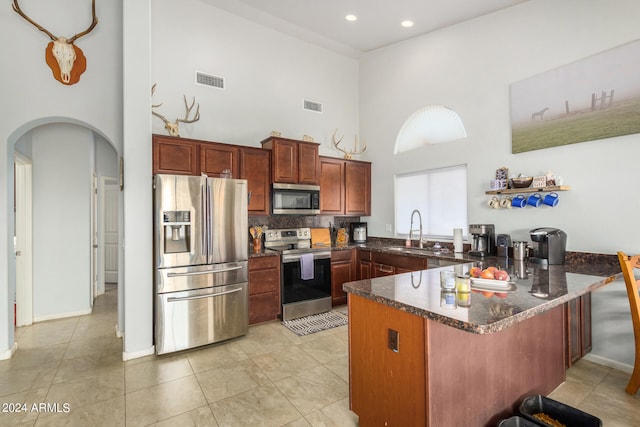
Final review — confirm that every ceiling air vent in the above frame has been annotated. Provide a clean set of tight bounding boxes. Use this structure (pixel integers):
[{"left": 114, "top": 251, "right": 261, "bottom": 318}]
[
  {"left": 195, "top": 71, "right": 225, "bottom": 89},
  {"left": 303, "top": 99, "right": 323, "bottom": 113}
]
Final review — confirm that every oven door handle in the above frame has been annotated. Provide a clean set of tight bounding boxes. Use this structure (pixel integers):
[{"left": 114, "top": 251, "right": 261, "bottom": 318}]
[
  {"left": 167, "top": 287, "right": 242, "bottom": 302},
  {"left": 167, "top": 266, "right": 242, "bottom": 277},
  {"left": 282, "top": 252, "right": 331, "bottom": 263}
]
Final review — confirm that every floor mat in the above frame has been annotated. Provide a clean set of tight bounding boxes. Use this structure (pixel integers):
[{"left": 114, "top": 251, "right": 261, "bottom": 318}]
[{"left": 282, "top": 311, "right": 348, "bottom": 336}]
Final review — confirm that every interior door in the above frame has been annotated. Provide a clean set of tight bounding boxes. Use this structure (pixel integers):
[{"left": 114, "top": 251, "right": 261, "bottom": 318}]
[
  {"left": 104, "top": 180, "right": 119, "bottom": 284},
  {"left": 15, "top": 154, "right": 33, "bottom": 326}
]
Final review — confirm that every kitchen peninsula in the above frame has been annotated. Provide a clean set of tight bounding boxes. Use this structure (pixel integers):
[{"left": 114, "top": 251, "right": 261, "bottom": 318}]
[{"left": 343, "top": 258, "right": 619, "bottom": 427}]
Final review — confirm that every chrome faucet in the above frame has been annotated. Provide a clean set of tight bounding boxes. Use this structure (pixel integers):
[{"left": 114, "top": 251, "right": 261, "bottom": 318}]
[{"left": 409, "top": 209, "right": 423, "bottom": 249}]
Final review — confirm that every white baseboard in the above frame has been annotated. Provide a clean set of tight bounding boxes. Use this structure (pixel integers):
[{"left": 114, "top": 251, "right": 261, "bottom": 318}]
[
  {"left": 122, "top": 345, "right": 155, "bottom": 361},
  {"left": 583, "top": 353, "right": 633, "bottom": 374},
  {"left": 34, "top": 308, "right": 92, "bottom": 322},
  {"left": 0, "top": 342, "right": 18, "bottom": 360}
]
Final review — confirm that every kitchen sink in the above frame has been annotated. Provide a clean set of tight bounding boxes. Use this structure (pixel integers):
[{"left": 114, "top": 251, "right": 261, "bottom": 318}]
[{"left": 386, "top": 246, "right": 435, "bottom": 256}]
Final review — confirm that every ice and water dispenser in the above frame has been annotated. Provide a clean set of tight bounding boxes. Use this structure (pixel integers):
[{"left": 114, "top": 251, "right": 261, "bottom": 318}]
[{"left": 162, "top": 210, "right": 191, "bottom": 254}]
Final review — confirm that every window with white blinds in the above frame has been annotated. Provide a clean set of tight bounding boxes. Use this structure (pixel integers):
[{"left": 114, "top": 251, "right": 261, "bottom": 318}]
[{"left": 395, "top": 165, "right": 468, "bottom": 239}]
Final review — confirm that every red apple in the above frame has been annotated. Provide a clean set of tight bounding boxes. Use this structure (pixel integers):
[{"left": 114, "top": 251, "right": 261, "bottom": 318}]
[
  {"left": 494, "top": 269, "right": 510, "bottom": 281},
  {"left": 470, "top": 267, "right": 482, "bottom": 278},
  {"left": 480, "top": 268, "right": 495, "bottom": 279}
]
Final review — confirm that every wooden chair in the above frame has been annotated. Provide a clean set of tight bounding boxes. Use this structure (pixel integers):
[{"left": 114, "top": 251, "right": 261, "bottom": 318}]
[{"left": 616, "top": 251, "right": 640, "bottom": 395}]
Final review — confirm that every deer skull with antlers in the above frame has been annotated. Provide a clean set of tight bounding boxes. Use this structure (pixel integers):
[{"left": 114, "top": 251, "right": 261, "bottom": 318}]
[
  {"left": 332, "top": 129, "right": 367, "bottom": 160},
  {"left": 12, "top": 0, "right": 98, "bottom": 85},
  {"left": 151, "top": 84, "right": 201, "bottom": 137}
]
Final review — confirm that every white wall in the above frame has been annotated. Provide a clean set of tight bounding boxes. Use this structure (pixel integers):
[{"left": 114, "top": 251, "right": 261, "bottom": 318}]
[
  {"left": 150, "top": 0, "right": 359, "bottom": 155},
  {"left": 359, "top": 0, "right": 640, "bottom": 369},
  {"left": 0, "top": 0, "right": 123, "bottom": 356},
  {"left": 31, "top": 124, "right": 93, "bottom": 319}
]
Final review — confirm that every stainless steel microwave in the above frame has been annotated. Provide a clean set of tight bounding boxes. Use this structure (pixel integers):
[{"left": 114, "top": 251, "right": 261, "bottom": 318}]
[{"left": 272, "top": 183, "right": 320, "bottom": 215}]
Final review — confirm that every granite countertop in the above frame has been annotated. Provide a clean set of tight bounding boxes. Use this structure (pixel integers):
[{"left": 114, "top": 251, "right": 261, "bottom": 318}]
[{"left": 343, "top": 253, "right": 621, "bottom": 335}]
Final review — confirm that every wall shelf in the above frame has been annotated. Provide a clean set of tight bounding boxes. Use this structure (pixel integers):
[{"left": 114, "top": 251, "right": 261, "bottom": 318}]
[{"left": 485, "top": 185, "right": 571, "bottom": 195}]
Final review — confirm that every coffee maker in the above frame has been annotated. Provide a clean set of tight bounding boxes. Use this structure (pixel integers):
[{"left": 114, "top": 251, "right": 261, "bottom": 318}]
[
  {"left": 529, "top": 227, "right": 567, "bottom": 265},
  {"left": 349, "top": 222, "right": 367, "bottom": 244},
  {"left": 468, "top": 224, "right": 495, "bottom": 257}
]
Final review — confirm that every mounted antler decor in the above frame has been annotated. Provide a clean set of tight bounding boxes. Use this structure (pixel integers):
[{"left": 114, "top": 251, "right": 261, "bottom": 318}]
[
  {"left": 151, "top": 84, "right": 201, "bottom": 137},
  {"left": 332, "top": 128, "right": 367, "bottom": 160},
  {"left": 12, "top": 0, "right": 98, "bottom": 85}
]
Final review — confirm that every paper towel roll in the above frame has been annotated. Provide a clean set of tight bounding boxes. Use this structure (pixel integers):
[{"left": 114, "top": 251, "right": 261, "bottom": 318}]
[{"left": 453, "top": 228, "right": 463, "bottom": 253}]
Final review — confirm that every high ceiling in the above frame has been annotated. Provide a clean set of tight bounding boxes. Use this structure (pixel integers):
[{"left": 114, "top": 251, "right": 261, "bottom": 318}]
[{"left": 202, "top": 0, "right": 531, "bottom": 57}]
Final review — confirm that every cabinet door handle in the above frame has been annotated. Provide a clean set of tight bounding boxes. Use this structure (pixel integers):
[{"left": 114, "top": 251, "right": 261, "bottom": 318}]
[{"left": 377, "top": 264, "right": 394, "bottom": 273}]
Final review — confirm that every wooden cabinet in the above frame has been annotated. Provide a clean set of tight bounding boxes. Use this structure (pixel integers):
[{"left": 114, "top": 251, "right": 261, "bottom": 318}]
[
  {"left": 345, "top": 160, "right": 371, "bottom": 215},
  {"left": 240, "top": 148, "right": 271, "bottom": 214},
  {"left": 357, "top": 249, "right": 372, "bottom": 280},
  {"left": 370, "top": 252, "right": 428, "bottom": 278},
  {"left": 248, "top": 255, "right": 281, "bottom": 324},
  {"left": 331, "top": 249, "right": 355, "bottom": 306},
  {"left": 153, "top": 134, "right": 199, "bottom": 175},
  {"left": 200, "top": 144, "right": 238, "bottom": 177},
  {"left": 349, "top": 294, "right": 426, "bottom": 426},
  {"left": 566, "top": 293, "right": 592, "bottom": 367},
  {"left": 319, "top": 156, "right": 371, "bottom": 216},
  {"left": 319, "top": 157, "right": 345, "bottom": 214},
  {"left": 260, "top": 137, "right": 320, "bottom": 184}
]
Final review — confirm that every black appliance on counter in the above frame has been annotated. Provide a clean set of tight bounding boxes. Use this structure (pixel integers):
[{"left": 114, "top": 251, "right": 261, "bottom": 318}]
[
  {"left": 529, "top": 227, "right": 567, "bottom": 265},
  {"left": 349, "top": 222, "right": 367, "bottom": 243}
]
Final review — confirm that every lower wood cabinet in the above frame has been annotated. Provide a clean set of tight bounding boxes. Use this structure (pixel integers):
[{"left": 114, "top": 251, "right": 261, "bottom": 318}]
[
  {"left": 370, "top": 252, "right": 428, "bottom": 277},
  {"left": 331, "top": 249, "right": 355, "bottom": 306},
  {"left": 566, "top": 292, "right": 592, "bottom": 367},
  {"left": 248, "top": 255, "right": 281, "bottom": 324},
  {"left": 357, "top": 249, "right": 372, "bottom": 280}
]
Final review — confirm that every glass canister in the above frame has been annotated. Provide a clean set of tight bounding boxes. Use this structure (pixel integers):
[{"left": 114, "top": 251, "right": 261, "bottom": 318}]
[
  {"left": 455, "top": 274, "right": 471, "bottom": 293},
  {"left": 440, "top": 290, "right": 457, "bottom": 310},
  {"left": 440, "top": 270, "right": 456, "bottom": 291}
]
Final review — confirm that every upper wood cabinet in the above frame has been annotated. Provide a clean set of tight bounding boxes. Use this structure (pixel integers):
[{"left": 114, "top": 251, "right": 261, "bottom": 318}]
[
  {"left": 319, "top": 157, "right": 345, "bottom": 214},
  {"left": 240, "top": 147, "right": 271, "bottom": 215},
  {"left": 345, "top": 160, "right": 371, "bottom": 215},
  {"left": 260, "top": 137, "right": 320, "bottom": 184},
  {"left": 319, "top": 156, "right": 371, "bottom": 216},
  {"left": 200, "top": 144, "right": 238, "bottom": 178},
  {"left": 153, "top": 134, "right": 199, "bottom": 175}
]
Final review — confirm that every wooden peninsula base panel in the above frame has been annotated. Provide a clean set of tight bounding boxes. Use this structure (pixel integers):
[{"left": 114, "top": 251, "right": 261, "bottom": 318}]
[{"left": 348, "top": 294, "right": 565, "bottom": 427}]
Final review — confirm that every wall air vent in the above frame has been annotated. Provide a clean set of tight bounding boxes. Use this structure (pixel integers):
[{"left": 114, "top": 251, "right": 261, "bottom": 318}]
[
  {"left": 303, "top": 99, "right": 323, "bottom": 113},
  {"left": 195, "top": 71, "right": 225, "bottom": 89}
]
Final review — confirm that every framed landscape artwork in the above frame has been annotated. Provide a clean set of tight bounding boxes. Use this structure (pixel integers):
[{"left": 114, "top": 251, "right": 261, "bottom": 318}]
[{"left": 510, "top": 39, "right": 640, "bottom": 154}]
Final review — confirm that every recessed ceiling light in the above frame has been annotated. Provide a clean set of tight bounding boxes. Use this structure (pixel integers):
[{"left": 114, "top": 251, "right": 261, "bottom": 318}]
[
  {"left": 401, "top": 20, "right": 414, "bottom": 28},
  {"left": 345, "top": 14, "right": 358, "bottom": 22}
]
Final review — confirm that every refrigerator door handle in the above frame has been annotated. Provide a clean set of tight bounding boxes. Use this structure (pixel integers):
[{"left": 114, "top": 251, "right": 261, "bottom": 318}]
[
  {"left": 167, "top": 266, "right": 243, "bottom": 278},
  {"left": 167, "top": 287, "right": 242, "bottom": 302},
  {"left": 201, "top": 182, "right": 208, "bottom": 259}
]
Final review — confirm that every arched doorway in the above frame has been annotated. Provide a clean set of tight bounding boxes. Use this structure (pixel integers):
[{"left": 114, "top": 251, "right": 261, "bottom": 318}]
[{"left": 8, "top": 118, "right": 122, "bottom": 355}]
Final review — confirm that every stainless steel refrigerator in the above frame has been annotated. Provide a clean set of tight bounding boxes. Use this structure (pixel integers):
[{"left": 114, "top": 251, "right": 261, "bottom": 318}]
[{"left": 153, "top": 174, "right": 248, "bottom": 355}]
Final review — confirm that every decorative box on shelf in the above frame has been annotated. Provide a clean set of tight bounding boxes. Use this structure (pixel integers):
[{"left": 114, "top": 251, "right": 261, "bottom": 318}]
[{"left": 485, "top": 185, "right": 571, "bottom": 195}]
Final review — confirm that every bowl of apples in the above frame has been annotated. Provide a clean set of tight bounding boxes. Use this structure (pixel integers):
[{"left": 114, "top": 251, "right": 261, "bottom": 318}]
[{"left": 469, "top": 266, "right": 516, "bottom": 292}]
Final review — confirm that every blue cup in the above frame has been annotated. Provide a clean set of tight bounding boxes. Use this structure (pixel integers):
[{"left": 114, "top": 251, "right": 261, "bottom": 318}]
[
  {"left": 527, "top": 193, "right": 542, "bottom": 207},
  {"left": 511, "top": 194, "right": 526, "bottom": 208},
  {"left": 543, "top": 192, "right": 559, "bottom": 207}
]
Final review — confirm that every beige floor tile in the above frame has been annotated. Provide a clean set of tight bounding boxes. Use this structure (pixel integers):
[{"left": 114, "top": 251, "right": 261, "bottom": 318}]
[
  {"left": 323, "top": 356, "right": 349, "bottom": 383},
  {"left": 125, "top": 376, "right": 207, "bottom": 426},
  {"left": 149, "top": 405, "right": 218, "bottom": 427},
  {"left": 46, "top": 369, "right": 124, "bottom": 410},
  {"left": 274, "top": 365, "right": 349, "bottom": 415},
  {"left": 282, "top": 418, "right": 312, "bottom": 427},
  {"left": 63, "top": 334, "right": 122, "bottom": 360},
  {"left": 0, "top": 344, "right": 67, "bottom": 374},
  {"left": 0, "top": 364, "right": 58, "bottom": 397},
  {"left": 35, "top": 395, "right": 125, "bottom": 427},
  {"left": 251, "top": 345, "right": 321, "bottom": 382},
  {"left": 196, "top": 359, "right": 272, "bottom": 403},
  {"left": 209, "top": 384, "right": 301, "bottom": 427},
  {"left": 303, "top": 397, "right": 359, "bottom": 427},
  {"left": 565, "top": 358, "right": 611, "bottom": 386},
  {"left": 0, "top": 387, "right": 49, "bottom": 425},
  {"left": 185, "top": 340, "right": 249, "bottom": 374},
  {"left": 236, "top": 324, "right": 294, "bottom": 357},
  {"left": 125, "top": 354, "right": 193, "bottom": 393},
  {"left": 299, "top": 335, "right": 348, "bottom": 364},
  {"left": 54, "top": 350, "right": 123, "bottom": 384}
]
